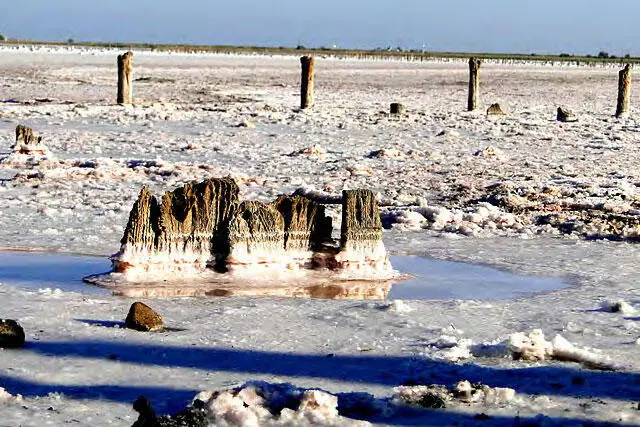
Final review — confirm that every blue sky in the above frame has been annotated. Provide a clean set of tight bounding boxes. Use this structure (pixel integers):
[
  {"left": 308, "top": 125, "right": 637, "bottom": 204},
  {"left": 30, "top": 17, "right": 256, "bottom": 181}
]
[{"left": 1, "top": 0, "right": 638, "bottom": 54}]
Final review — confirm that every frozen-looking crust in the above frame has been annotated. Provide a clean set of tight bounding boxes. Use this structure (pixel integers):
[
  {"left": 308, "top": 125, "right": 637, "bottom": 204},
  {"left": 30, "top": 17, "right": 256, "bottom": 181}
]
[{"left": 107, "top": 178, "right": 393, "bottom": 282}]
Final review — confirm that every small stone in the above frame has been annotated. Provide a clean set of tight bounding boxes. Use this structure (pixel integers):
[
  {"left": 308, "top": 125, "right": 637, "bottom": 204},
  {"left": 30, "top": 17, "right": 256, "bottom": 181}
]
[
  {"left": 367, "top": 148, "right": 403, "bottom": 159},
  {"left": 390, "top": 103, "right": 406, "bottom": 115},
  {"left": 293, "top": 144, "right": 326, "bottom": 156},
  {"left": 557, "top": 107, "right": 578, "bottom": 122},
  {"left": 235, "top": 119, "right": 256, "bottom": 128},
  {"left": 125, "top": 302, "right": 163, "bottom": 332},
  {"left": 0, "top": 319, "right": 25, "bottom": 348},
  {"left": 486, "top": 103, "right": 505, "bottom": 116}
]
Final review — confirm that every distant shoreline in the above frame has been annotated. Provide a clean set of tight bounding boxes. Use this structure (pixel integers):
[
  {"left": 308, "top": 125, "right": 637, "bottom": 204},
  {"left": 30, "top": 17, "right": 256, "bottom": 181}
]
[{"left": 0, "top": 39, "right": 637, "bottom": 65}]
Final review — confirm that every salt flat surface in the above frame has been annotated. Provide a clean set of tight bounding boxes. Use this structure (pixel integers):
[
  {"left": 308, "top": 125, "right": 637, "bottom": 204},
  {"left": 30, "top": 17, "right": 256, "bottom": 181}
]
[{"left": 0, "top": 47, "right": 639, "bottom": 426}]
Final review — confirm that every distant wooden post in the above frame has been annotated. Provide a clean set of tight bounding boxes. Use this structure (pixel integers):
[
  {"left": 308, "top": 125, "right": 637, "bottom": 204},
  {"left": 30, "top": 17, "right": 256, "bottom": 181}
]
[
  {"left": 117, "top": 51, "right": 133, "bottom": 105},
  {"left": 468, "top": 57, "right": 481, "bottom": 111},
  {"left": 300, "top": 56, "right": 315, "bottom": 109},
  {"left": 616, "top": 64, "right": 631, "bottom": 117},
  {"left": 390, "top": 103, "right": 406, "bottom": 115}
]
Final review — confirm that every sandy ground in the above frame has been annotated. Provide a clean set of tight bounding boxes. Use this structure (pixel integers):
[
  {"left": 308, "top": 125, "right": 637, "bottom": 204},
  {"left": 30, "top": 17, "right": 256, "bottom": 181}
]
[{"left": 0, "top": 46, "right": 639, "bottom": 426}]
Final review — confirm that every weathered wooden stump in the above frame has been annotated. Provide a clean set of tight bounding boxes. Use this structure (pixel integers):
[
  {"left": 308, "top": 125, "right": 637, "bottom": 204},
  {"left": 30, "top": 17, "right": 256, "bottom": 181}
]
[
  {"left": 300, "top": 56, "right": 315, "bottom": 109},
  {"left": 468, "top": 58, "right": 481, "bottom": 111},
  {"left": 227, "top": 201, "right": 285, "bottom": 262},
  {"left": 11, "top": 124, "right": 48, "bottom": 155},
  {"left": 616, "top": 64, "right": 632, "bottom": 117},
  {"left": 117, "top": 51, "right": 133, "bottom": 105},
  {"left": 557, "top": 107, "right": 578, "bottom": 122},
  {"left": 111, "top": 180, "right": 393, "bottom": 278},
  {"left": 487, "top": 103, "right": 505, "bottom": 116},
  {"left": 340, "top": 189, "right": 383, "bottom": 252},
  {"left": 390, "top": 103, "right": 406, "bottom": 115},
  {"left": 274, "top": 195, "right": 333, "bottom": 252},
  {"left": 155, "top": 178, "right": 239, "bottom": 256},
  {"left": 15, "top": 124, "right": 42, "bottom": 147},
  {"left": 114, "top": 178, "right": 240, "bottom": 273}
]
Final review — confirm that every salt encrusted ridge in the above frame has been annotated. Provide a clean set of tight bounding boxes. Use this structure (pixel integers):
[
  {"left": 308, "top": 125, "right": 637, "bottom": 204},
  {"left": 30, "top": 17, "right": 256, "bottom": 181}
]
[{"left": 111, "top": 178, "right": 392, "bottom": 280}]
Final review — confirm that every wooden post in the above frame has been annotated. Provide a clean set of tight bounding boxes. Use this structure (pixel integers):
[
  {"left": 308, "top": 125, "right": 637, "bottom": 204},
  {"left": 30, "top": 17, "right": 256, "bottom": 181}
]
[
  {"left": 616, "top": 64, "right": 631, "bottom": 117},
  {"left": 390, "top": 103, "right": 406, "bottom": 115},
  {"left": 117, "top": 51, "right": 133, "bottom": 105},
  {"left": 468, "top": 57, "right": 481, "bottom": 111},
  {"left": 300, "top": 56, "right": 314, "bottom": 109}
]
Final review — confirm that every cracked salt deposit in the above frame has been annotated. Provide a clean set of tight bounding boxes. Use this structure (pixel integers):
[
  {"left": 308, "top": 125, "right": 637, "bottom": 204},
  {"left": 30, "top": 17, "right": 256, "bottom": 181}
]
[{"left": 0, "top": 46, "right": 639, "bottom": 426}]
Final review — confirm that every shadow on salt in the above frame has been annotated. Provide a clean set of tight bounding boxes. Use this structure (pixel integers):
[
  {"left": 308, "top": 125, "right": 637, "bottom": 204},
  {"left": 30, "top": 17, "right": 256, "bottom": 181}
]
[{"left": 0, "top": 252, "right": 566, "bottom": 301}]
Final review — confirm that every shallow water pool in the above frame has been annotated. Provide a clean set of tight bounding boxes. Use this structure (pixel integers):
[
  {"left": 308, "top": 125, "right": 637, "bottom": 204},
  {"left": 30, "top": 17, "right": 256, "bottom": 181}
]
[
  {"left": 0, "top": 252, "right": 566, "bottom": 300},
  {"left": 388, "top": 256, "right": 566, "bottom": 300}
]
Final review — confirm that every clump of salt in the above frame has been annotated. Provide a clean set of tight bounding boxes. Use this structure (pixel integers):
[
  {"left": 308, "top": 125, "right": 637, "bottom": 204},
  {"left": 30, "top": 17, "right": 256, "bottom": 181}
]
[
  {"left": 380, "top": 299, "right": 414, "bottom": 313},
  {"left": 507, "top": 329, "right": 618, "bottom": 370},
  {"left": 184, "top": 383, "right": 370, "bottom": 426},
  {"left": 393, "top": 381, "right": 516, "bottom": 409},
  {"left": 0, "top": 387, "right": 22, "bottom": 403}
]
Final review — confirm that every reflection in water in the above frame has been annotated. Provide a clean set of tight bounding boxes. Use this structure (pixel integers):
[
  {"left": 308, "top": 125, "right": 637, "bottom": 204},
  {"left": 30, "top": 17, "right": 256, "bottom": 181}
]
[
  {"left": 0, "top": 252, "right": 566, "bottom": 301},
  {"left": 100, "top": 280, "right": 394, "bottom": 300}
]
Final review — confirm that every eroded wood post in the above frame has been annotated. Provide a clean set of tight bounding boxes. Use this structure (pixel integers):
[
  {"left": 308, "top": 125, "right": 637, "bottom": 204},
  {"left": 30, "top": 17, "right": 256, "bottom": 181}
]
[
  {"left": 300, "top": 56, "right": 314, "bottom": 109},
  {"left": 468, "top": 57, "right": 481, "bottom": 111},
  {"left": 616, "top": 64, "right": 631, "bottom": 117},
  {"left": 117, "top": 51, "right": 133, "bottom": 105},
  {"left": 390, "top": 103, "right": 406, "bottom": 115}
]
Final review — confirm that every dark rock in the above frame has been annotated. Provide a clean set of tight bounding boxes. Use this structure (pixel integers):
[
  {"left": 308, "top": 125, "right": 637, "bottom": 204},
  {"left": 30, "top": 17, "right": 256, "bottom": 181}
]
[
  {"left": 486, "top": 103, "right": 505, "bottom": 116},
  {"left": 125, "top": 302, "right": 163, "bottom": 332},
  {"left": 132, "top": 396, "right": 158, "bottom": 427},
  {"left": 0, "top": 319, "right": 25, "bottom": 348},
  {"left": 157, "top": 403, "right": 208, "bottom": 427},
  {"left": 557, "top": 107, "right": 578, "bottom": 122},
  {"left": 131, "top": 396, "right": 210, "bottom": 427},
  {"left": 417, "top": 390, "right": 448, "bottom": 409}
]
